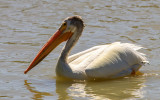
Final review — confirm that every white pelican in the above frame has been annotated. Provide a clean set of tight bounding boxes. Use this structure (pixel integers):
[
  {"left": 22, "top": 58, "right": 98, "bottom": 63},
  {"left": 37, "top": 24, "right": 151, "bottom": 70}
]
[{"left": 24, "top": 16, "right": 148, "bottom": 80}]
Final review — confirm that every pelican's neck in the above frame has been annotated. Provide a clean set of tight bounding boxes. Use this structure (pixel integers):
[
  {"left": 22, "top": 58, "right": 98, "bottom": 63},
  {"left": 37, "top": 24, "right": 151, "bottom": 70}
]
[
  {"left": 60, "top": 31, "right": 81, "bottom": 61},
  {"left": 56, "top": 30, "right": 82, "bottom": 79}
]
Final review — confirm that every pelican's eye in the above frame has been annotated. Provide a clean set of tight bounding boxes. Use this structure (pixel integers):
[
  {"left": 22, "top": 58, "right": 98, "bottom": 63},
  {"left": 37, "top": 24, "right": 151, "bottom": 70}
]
[
  {"left": 59, "top": 22, "right": 67, "bottom": 32},
  {"left": 63, "top": 22, "right": 67, "bottom": 26}
]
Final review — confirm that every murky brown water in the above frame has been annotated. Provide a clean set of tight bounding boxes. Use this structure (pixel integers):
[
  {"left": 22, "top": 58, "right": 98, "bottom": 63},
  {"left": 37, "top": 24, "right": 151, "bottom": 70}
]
[{"left": 0, "top": 0, "right": 160, "bottom": 100}]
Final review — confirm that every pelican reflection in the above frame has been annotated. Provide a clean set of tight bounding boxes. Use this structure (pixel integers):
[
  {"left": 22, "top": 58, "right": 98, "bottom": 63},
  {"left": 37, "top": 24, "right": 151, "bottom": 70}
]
[
  {"left": 55, "top": 77, "right": 145, "bottom": 100},
  {"left": 24, "top": 80, "right": 53, "bottom": 100},
  {"left": 24, "top": 77, "right": 145, "bottom": 100}
]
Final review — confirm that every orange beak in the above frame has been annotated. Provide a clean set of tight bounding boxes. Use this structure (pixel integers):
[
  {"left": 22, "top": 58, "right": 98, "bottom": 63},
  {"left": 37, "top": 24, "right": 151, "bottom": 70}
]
[{"left": 24, "top": 30, "right": 73, "bottom": 74}]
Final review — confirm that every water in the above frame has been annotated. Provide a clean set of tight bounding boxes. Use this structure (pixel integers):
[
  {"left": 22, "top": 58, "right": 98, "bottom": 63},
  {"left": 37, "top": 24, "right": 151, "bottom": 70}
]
[{"left": 0, "top": 0, "right": 160, "bottom": 99}]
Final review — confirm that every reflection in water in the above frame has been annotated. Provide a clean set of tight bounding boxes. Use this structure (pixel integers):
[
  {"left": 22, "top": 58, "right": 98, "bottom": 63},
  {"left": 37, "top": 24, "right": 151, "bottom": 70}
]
[
  {"left": 24, "top": 80, "right": 53, "bottom": 100},
  {"left": 55, "top": 80, "right": 74, "bottom": 100},
  {"left": 56, "top": 77, "right": 145, "bottom": 100},
  {"left": 24, "top": 77, "right": 145, "bottom": 100}
]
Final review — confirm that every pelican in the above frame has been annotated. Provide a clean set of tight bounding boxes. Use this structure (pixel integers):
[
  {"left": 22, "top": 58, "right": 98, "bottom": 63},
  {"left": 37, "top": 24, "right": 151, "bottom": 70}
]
[{"left": 24, "top": 16, "right": 148, "bottom": 80}]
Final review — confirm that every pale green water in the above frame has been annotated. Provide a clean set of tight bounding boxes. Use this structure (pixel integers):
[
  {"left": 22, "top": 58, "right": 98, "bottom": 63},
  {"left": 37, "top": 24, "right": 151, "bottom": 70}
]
[{"left": 0, "top": 0, "right": 160, "bottom": 100}]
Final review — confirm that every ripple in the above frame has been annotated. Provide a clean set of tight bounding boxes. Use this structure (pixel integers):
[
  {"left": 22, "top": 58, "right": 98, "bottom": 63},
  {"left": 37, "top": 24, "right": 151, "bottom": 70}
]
[
  {"left": 2, "top": 42, "right": 40, "bottom": 46},
  {"left": 11, "top": 61, "right": 30, "bottom": 63},
  {"left": 120, "top": 36, "right": 137, "bottom": 43}
]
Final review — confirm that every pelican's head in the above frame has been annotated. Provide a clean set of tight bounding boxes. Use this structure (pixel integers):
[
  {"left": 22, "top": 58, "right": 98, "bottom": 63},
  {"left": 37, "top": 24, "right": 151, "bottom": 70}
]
[
  {"left": 63, "top": 16, "right": 84, "bottom": 35},
  {"left": 24, "top": 16, "right": 84, "bottom": 74}
]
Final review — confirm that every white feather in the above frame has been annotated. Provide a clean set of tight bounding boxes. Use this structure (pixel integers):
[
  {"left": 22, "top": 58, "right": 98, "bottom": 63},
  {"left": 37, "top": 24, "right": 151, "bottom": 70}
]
[{"left": 58, "top": 42, "right": 148, "bottom": 79}]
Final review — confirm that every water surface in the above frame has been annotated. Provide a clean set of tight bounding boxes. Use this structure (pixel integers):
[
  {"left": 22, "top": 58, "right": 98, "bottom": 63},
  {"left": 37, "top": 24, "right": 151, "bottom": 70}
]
[{"left": 0, "top": 0, "right": 160, "bottom": 100}]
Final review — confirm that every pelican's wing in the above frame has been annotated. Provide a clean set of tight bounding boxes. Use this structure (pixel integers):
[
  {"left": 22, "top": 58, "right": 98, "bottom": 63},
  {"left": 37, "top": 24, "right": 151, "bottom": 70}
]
[
  {"left": 84, "top": 42, "right": 148, "bottom": 79},
  {"left": 68, "top": 45, "right": 107, "bottom": 63}
]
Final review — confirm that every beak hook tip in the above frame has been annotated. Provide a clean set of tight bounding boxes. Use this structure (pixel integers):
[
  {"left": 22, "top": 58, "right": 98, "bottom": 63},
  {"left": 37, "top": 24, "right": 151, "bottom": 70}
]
[{"left": 24, "top": 70, "right": 28, "bottom": 74}]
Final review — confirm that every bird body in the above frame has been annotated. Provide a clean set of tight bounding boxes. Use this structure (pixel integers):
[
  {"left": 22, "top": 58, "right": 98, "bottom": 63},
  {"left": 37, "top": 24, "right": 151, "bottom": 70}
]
[
  {"left": 56, "top": 42, "right": 147, "bottom": 80},
  {"left": 24, "top": 16, "right": 148, "bottom": 80}
]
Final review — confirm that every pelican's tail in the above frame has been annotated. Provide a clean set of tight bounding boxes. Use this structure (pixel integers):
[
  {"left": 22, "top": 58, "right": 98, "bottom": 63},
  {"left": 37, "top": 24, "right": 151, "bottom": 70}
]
[
  {"left": 112, "top": 42, "right": 149, "bottom": 65},
  {"left": 122, "top": 42, "right": 149, "bottom": 65}
]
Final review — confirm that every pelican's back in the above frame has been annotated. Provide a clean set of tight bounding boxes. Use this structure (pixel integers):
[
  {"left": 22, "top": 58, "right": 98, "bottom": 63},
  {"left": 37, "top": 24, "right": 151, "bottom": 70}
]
[{"left": 85, "top": 42, "right": 147, "bottom": 79}]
